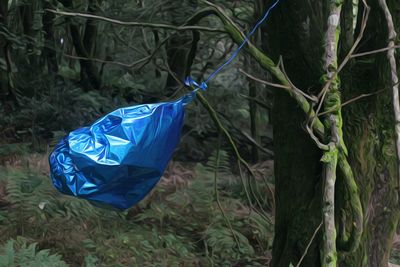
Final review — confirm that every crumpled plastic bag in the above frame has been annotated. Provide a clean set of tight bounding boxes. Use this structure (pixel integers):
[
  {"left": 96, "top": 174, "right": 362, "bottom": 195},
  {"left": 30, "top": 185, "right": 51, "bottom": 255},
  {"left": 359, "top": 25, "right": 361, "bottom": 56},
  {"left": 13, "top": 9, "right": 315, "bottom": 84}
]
[{"left": 49, "top": 95, "right": 193, "bottom": 210}]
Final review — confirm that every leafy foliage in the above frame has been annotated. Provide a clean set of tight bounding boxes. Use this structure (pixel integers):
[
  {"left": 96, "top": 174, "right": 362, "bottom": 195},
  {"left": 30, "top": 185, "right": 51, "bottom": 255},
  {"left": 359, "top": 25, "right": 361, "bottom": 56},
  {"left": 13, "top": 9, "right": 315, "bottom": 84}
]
[{"left": 0, "top": 237, "right": 68, "bottom": 267}]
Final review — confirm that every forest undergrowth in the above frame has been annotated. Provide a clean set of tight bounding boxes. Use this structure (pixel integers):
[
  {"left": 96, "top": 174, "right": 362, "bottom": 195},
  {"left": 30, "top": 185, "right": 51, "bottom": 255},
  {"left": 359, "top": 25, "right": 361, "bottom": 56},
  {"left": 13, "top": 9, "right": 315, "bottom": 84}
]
[
  {"left": 0, "top": 150, "right": 275, "bottom": 267},
  {"left": 1, "top": 151, "right": 400, "bottom": 266}
]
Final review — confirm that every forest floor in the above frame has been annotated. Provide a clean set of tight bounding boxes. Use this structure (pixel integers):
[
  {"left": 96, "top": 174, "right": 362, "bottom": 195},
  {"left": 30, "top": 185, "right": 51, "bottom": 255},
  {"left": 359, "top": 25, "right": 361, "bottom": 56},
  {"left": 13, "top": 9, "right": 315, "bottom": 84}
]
[
  {"left": 0, "top": 153, "right": 275, "bottom": 267},
  {"left": 0, "top": 153, "right": 399, "bottom": 266}
]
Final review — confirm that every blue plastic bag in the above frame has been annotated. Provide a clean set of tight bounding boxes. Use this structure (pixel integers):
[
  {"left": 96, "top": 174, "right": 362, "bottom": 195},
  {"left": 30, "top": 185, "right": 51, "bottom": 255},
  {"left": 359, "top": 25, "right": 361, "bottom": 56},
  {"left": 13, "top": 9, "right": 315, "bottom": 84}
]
[{"left": 49, "top": 94, "right": 193, "bottom": 210}]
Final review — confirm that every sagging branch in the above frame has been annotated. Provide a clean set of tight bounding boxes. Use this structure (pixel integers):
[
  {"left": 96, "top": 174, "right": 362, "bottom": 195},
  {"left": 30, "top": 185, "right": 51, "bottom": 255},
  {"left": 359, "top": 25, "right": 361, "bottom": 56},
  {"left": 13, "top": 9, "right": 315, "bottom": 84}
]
[{"left": 46, "top": 9, "right": 225, "bottom": 33}]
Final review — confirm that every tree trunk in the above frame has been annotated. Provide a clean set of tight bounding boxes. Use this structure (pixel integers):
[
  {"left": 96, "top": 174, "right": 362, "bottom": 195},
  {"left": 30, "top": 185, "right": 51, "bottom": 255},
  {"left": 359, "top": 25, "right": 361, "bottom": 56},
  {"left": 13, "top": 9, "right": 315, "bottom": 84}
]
[
  {"left": 165, "top": 0, "right": 198, "bottom": 95},
  {"left": 266, "top": 0, "right": 400, "bottom": 266},
  {"left": 58, "top": 0, "right": 100, "bottom": 90},
  {"left": 268, "top": 3, "right": 325, "bottom": 265},
  {"left": 339, "top": 1, "right": 400, "bottom": 265},
  {"left": 82, "top": 0, "right": 98, "bottom": 57},
  {"left": 0, "top": 0, "right": 17, "bottom": 106},
  {"left": 42, "top": 0, "right": 59, "bottom": 75},
  {"left": 18, "top": 0, "right": 38, "bottom": 68}
]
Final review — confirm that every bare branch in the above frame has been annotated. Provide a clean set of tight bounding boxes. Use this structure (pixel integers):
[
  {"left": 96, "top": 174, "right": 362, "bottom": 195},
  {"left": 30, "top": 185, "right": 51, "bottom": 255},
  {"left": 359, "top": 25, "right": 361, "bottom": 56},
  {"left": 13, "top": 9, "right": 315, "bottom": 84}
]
[
  {"left": 306, "top": 123, "right": 330, "bottom": 151},
  {"left": 278, "top": 59, "right": 318, "bottom": 102},
  {"left": 46, "top": 9, "right": 226, "bottom": 33},
  {"left": 318, "top": 90, "right": 385, "bottom": 117},
  {"left": 239, "top": 94, "right": 272, "bottom": 109},
  {"left": 296, "top": 221, "right": 323, "bottom": 267},
  {"left": 239, "top": 69, "right": 291, "bottom": 90},
  {"left": 63, "top": 54, "right": 151, "bottom": 68},
  {"left": 351, "top": 45, "right": 400, "bottom": 58},
  {"left": 241, "top": 130, "right": 274, "bottom": 156},
  {"left": 63, "top": 33, "right": 172, "bottom": 70}
]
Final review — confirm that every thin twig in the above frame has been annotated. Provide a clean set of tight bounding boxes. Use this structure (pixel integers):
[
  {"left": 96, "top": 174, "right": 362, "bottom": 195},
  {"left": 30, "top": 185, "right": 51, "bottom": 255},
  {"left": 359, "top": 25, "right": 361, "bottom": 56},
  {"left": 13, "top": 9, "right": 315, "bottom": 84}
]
[
  {"left": 317, "top": 89, "right": 385, "bottom": 117},
  {"left": 163, "top": 58, "right": 272, "bottom": 222},
  {"left": 306, "top": 123, "right": 330, "bottom": 151},
  {"left": 295, "top": 221, "right": 323, "bottom": 267},
  {"left": 239, "top": 94, "right": 272, "bottom": 109},
  {"left": 64, "top": 34, "right": 172, "bottom": 69},
  {"left": 63, "top": 54, "right": 151, "bottom": 68},
  {"left": 46, "top": 9, "right": 225, "bottom": 33},
  {"left": 278, "top": 59, "right": 318, "bottom": 102},
  {"left": 214, "top": 134, "right": 242, "bottom": 251},
  {"left": 239, "top": 69, "right": 291, "bottom": 90},
  {"left": 351, "top": 45, "right": 400, "bottom": 58}
]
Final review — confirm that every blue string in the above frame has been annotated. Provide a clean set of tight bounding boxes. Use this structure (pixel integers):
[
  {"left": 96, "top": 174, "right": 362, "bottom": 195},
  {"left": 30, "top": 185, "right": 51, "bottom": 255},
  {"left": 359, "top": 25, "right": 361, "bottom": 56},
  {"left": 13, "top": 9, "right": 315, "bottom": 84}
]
[{"left": 185, "top": 0, "right": 282, "bottom": 91}]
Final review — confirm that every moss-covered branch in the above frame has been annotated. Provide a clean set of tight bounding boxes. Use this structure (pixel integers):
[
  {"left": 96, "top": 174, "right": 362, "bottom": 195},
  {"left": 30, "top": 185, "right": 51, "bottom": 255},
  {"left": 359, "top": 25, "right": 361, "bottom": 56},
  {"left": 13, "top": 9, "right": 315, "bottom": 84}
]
[
  {"left": 320, "top": 2, "right": 343, "bottom": 266},
  {"left": 186, "top": 2, "right": 326, "bottom": 137},
  {"left": 320, "top": 0, "right": 364, "bottom": 261},
  {"left": 336, "top": 153, "right": 363, "bottom": 253}
]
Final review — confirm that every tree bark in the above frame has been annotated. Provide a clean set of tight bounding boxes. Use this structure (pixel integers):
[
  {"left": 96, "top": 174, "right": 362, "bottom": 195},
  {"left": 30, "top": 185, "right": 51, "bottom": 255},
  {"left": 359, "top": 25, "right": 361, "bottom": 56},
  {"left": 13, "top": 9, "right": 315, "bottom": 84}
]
[
  {"left": 268, "top": 3, "right": 325, "bottom": 266},
  {"left": 339, "top": 1, "right": 400, "bottom": 265},
  {"left": 266, "top": 0, "right": 400, "bottom": 266}
]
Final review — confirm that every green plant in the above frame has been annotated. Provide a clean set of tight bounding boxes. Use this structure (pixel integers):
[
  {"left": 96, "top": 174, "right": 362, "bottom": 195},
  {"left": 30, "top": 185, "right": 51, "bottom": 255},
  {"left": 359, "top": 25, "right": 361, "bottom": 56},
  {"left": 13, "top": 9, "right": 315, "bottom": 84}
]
[{"left": 0, "top": 237, "right": 68, "bottom": 267}]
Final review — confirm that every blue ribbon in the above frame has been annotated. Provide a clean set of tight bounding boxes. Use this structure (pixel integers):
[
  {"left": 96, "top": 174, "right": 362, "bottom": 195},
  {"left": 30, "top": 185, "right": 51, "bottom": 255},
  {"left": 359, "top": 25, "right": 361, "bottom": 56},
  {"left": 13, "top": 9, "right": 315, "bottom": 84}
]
[
  {"left": 184, "top": 76, "right": 208, "bottom": 91},
  {"left": 185, "top": 0, "right": 282, "bottom": 92}
]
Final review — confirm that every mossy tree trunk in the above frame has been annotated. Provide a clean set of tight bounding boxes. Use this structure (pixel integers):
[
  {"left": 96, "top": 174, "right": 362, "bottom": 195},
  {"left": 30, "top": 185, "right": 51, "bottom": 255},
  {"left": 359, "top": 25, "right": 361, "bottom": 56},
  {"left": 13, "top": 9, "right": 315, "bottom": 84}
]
[
  {"left": 265, "top": 0, "right": 400, "bottom": 266},
  {"left": 267, "top": 3, "right": 325, "bottom": 266}
]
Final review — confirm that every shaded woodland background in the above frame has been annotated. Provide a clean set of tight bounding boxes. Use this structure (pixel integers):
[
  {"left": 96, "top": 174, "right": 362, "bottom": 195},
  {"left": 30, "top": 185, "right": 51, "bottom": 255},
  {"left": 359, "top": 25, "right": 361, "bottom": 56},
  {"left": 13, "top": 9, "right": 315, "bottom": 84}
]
[
  {"left": 0, "top": 0, "right": 276, "bottom": 266},
  {"left": 1, "top": 0, "right": 400, "bottom": 266}
]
